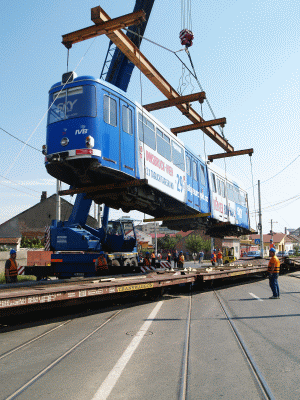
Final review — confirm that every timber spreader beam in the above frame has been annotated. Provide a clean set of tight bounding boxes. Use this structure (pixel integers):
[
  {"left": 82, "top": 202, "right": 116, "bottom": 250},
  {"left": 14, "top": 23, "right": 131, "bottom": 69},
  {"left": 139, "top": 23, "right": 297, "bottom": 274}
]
[
  {"left": 61, "top": 6, "right": 234, "bottom": 153},
  {"left": 143, "top": 91, "right": 206, "bottom": 112},
  {"left": 208, "top": 148, "right": 254, "bottom": 162}
]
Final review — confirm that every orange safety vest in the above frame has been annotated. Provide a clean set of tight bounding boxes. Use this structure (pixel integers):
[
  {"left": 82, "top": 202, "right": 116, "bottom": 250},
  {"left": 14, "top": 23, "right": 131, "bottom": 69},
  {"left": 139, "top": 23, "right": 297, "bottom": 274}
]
[
  {"left": 212, "top": 253, "right": 217, "bottom": 262},
  {"left": 8, "top": 258, "right": 18, "bottom": 276},
  {"left": 144, "top": 258, "right": 150, "bottom": 267},
  {"left": 96, "top": 255, "right": 108, "bottom": 271},
  {"left": 178, "top": 255, "right": 184, "bottom": 263},
  {"left": 151, "top": 253, "right": 155, "bottom": 259},
  {"left": 268, "top": 256, "right": 280, "bottom": 274},
  {"left": 217, "top": 252, "right": 222, "bottom": 259}
]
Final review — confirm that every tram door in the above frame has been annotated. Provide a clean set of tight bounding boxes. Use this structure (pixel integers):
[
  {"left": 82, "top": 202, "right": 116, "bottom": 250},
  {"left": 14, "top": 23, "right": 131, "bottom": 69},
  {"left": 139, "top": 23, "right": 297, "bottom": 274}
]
[
  {"left": 199, "top": 163, "right": 210, "bottom": 214},
  {"left": 186, "top": 155, "right": 193, "bottom": 208},
  {"left": 192, "top": 158, "right": 200, "bottom": 211},
  {"left": 102, "top": 91, "right": 120, "bottom": 170},
  {"left": 120, "top": 100, "right": 135, "bottom": 177}
]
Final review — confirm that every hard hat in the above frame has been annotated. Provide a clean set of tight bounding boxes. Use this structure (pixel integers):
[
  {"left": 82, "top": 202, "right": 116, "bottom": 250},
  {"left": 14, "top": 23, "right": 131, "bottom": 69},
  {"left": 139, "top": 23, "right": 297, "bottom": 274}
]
[
  {"left": 180, "top": 251, "right": 183, "bottom": 254},
  {"left": 213, "top": 249, "right": 216, "bottom": 252},
  {"left": 269, "top": 247, "right": 276, "bottom": 253},
  {"left": 10, "top": 249, "right": 16, "bottom": 255},
  {"left": 145, "top": 252, "right": 150, "bottom": 256}
]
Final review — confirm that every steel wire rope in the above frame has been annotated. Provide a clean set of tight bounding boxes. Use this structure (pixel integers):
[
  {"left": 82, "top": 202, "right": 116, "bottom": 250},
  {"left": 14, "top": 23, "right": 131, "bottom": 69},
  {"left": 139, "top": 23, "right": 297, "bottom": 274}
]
[
  {"left": 2, "top": 37, "right": 99, "bottom": 178},
  {"left": 249, "top": 156, "right": 258, "bottom": 230},
  {"left": 122, "top": 27, "right": 224, "bottom": 136}
]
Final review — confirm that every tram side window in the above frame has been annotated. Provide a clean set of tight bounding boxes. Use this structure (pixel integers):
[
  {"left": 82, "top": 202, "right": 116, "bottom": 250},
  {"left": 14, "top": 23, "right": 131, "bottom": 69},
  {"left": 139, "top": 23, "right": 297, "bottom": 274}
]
[
  {"left": 240, "top": 191, "right": 246, "bottom": 207},
  {"left": 234, "top": 186, "right": 241, "bottom": 204},
  {"left": 172, "top": 141, "right": 185, "bottom": 171},
  {"left": 122, "top": 105, "right": 132, "bottom": 134},
  {"left": 227, "top": 183, "right": 234, "bottom": 202},
  {"left": 193, "top": 161, "right": 198, "bottom": 181},
  {"left": 200, "top": 165, "right": 206, "bottom": 186},
  {"left": 156, "top": 128, "right": 171, "bottom": 161},
  {"left": 104, "top": 95, "right": 117, "bottom": 127},
  {"left": 186, "top": 156, "right": 191, "bottom": 176},
  {"left": 217, "top": 179, "right": 221, "bottom": 196},
  {"left": 220, "top": 180, "right": 225, "bottom": 198},
  {"left": 211, "top": 173, "right": 217, "bottom": 193},
  {"left": 138, "top": 113, "right": 156, "bottom": 150}
]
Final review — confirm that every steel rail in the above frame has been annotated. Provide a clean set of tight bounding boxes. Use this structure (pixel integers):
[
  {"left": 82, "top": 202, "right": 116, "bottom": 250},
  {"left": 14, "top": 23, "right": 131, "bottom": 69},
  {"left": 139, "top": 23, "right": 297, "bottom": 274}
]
[
  {"left": 4, "top": 309, "right": 122, "bottom": 400},
  {"left": 0, "top": 319, "right": 72, "bottom": 361},
  {"left": 178, "top": 288, "right": 192, "bottom": 400},
  {"left": 214, "top": 290, "right": 276, "bottom": 400}
]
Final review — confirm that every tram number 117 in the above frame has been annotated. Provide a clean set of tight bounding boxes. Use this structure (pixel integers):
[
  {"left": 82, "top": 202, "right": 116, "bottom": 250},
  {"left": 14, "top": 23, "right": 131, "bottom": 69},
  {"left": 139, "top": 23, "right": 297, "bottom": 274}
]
[{"left": 176, "top": 174, "right": 183, "bottom": 192}]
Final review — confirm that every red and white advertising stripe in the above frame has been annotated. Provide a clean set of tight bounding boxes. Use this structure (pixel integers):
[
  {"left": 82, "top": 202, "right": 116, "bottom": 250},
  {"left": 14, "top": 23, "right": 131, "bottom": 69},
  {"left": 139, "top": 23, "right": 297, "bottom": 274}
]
[
  {"left": 17, "top": 266, "right": 25, "bottom": 275},
  {"left": 45, "top": 226, "right": 50, "bottom": 251}
]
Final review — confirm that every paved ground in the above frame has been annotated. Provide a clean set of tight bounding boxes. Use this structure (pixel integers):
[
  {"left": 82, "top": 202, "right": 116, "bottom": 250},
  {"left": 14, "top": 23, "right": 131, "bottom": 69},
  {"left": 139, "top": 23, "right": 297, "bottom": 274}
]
[{"left": 1, "top": 273, "right": 300, "bottom": 399}]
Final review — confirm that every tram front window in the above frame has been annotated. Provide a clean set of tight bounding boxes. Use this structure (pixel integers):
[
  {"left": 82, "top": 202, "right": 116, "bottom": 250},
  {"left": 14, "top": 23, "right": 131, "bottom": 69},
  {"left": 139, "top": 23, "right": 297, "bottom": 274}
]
[{"left": 47, "top": 85, "right": 96, "bottom": 124}]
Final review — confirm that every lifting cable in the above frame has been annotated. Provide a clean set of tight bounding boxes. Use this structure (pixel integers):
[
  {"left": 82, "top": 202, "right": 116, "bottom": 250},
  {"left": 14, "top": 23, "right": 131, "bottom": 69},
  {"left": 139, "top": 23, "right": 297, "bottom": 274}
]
[
  {"left": 249, "top": 155, "right": 258, "bottom": 230},
  {"left": 123, "top": 28, "right": 225, "bottom": 137},
  {"left": 2, "top": 38, "right": 98, "bottom": 179}
]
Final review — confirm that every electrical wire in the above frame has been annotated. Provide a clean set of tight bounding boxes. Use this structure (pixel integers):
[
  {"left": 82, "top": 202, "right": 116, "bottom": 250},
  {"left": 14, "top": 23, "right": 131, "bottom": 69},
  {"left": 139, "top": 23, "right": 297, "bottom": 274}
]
[
  {"left": 0, "top": 174, "right": 41, "bottom": 194},
  {"left": 0, "top": 181, "right": 40, "bottom": 198},
  {"left": 2, "top": 36, "right": 99, "bottom": 178},
  {"left": 0, "top": 127, "right": 41, "bottom": 152}
]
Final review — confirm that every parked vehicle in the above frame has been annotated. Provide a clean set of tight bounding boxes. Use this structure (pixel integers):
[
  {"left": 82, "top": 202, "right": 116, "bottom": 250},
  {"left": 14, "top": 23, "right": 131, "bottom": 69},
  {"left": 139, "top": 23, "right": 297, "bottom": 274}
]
[
  {"left": 246, "top": 251, "right": 261, "bottom": 258},
  {"left": 277, "top": 251, "right": 288, "bottom": 257},
  {"left": 288, "top": 250, "right": 295, "bottom": 255}
]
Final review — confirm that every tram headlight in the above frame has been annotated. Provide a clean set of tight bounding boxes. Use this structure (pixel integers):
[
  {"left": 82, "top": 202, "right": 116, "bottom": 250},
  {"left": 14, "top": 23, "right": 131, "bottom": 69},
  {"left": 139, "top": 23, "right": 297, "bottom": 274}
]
[
  {"left": 61, "top": 137, "right": 69, "bottom": 147},
  {"left": 42, "top": 144, "right": 47, "bottom": 155},
  {"left": 85, "top": 135, "right": 95, "bottom": 149}
]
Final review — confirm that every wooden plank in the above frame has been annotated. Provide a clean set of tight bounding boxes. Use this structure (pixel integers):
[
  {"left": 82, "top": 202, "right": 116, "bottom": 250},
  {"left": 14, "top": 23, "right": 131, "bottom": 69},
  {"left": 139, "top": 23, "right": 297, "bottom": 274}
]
[
  {"left": 62, "top": 10, "right": 146, "bottom": 48},
  {"left": 143, "top": 212, "right": 211, "bottom": 223},
  {"left": 171, "top": 117, "right": 226, "bottom": 135},
  {"left": 91, "top": 6, "right": 234, "bottom": 153},
  {"left": 208, "top": 148, "right": 254, "bottom": 161},
  {"left": 59, "top": 179, "right": 148, "bottom": 196},
  {"left": 143, "top": 92, "right": 206, "bottom": 112}
]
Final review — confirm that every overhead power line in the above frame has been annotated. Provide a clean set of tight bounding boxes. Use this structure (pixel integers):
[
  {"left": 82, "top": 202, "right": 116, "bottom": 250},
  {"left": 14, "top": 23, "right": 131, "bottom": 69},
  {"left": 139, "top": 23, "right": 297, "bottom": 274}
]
[{"left": 0, "top": 127, "right": 41, "bottom": 152}]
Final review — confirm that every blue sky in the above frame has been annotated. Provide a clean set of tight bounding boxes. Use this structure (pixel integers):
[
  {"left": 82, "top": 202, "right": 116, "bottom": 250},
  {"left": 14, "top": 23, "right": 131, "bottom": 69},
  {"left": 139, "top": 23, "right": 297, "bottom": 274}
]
[{"left": 0, "top": 0, "right": 299, "bottom": 234}]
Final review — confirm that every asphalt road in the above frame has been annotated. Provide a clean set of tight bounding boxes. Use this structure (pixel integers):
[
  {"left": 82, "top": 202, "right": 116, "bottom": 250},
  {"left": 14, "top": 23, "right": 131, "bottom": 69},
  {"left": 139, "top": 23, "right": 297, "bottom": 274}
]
[{"left": 1, "top": 273, "right": 300, "bottom": 399}]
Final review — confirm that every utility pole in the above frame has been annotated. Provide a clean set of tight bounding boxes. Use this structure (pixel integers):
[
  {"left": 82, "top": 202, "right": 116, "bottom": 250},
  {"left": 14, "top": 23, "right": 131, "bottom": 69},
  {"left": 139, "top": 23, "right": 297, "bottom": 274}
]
[
  {"left": 269, "top": 219, "right": 278, "bottom": 242},
  {"left": 258, "top": 181, "right": 264, "bottom": 257},
  {"left": 154, "top": 222, "right": 157, "bottom": 255}
]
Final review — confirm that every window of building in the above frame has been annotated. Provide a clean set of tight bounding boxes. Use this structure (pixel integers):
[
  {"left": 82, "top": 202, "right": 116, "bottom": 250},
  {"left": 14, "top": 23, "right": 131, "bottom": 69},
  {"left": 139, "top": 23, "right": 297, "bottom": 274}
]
[{"left": 104, "top": 95, "right": 117, "bottom": 127}]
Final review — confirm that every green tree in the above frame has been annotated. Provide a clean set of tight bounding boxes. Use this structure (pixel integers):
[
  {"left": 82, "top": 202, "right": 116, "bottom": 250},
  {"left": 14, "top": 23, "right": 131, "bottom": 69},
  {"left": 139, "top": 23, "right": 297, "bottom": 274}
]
[
  {"left": 157, "top": 234, "right": 182, "bottom": 250},
  {"left": 185, "top": 234, "right": 211, "bottom": 254},
  {"left": 294, "top": 245, "right": 300, "bottom": 256}
]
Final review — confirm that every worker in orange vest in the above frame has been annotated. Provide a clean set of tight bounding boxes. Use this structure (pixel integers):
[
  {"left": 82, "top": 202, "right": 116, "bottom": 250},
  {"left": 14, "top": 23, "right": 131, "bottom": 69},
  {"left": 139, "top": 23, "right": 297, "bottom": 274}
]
[
  {"left": 217, "top": 250, "right": 223, "bottom": 266},
  {"left": 95, "top": 252, "right": 109, "bottom": 276},
  {"left": 5, "top": 249, "right": 18, "bottom": 284},
  {"left": 178, "top": 251, "right": 185, "bottom": 268},
  {"left": 167, "top": 252, "right": 171, "bottom": 263},
  {"left": 151, "top": 251, "right": 156, "bottom": 267},
  {"left": 143, "top": 252, "right": 151, "bottom": 268},
  {"left": 268, "top": 247, "right": 280, "bottom": 299},
  {"left": 211, "top": 250, "right": 217, "bottom": 266}
]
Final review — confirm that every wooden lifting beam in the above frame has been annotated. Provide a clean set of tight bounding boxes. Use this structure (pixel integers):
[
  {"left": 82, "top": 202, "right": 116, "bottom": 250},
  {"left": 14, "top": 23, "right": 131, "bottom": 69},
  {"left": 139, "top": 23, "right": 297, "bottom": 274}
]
[
  {"left": 89, "top": 6, "right": 234, "bottom": 153},
  {"left": 143, "top": 212, "right": 211, "bottom": 223},
  {"left": 207, "top": 148, "right": 254, "bottom": 162},
  {"left": 143, "top": 92, "right": 206, "bottom": 112},
  {"left": 171, "top": 117, "right": 226, "bottom": 135},
  {"left": 62, "top": 10, "right": 146, "bottom": 48}
]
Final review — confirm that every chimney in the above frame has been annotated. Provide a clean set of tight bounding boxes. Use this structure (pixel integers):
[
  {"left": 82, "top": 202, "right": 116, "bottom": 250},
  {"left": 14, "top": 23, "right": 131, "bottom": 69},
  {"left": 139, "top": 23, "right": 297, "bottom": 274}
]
[{"left": 41, "top": 191, "right": 47, "bottom": 202}]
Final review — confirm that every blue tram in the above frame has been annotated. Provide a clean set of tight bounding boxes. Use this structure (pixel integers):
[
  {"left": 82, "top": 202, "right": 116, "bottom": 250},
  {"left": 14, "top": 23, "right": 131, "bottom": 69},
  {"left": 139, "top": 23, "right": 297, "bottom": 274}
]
[{"left": 44, "top": 72, "right": 250, "bottom": 237}]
